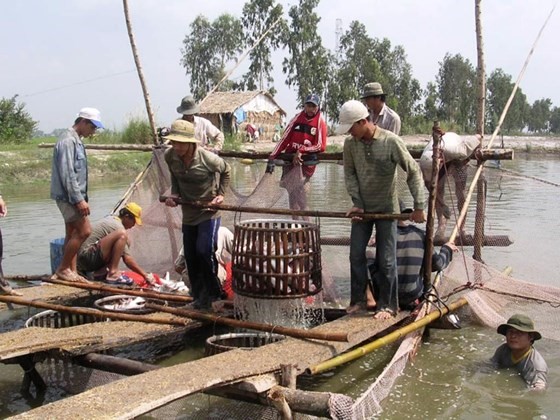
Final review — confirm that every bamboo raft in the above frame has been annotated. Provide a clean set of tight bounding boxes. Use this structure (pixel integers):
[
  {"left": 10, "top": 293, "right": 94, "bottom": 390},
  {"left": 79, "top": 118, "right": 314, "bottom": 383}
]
[{"left": 12, "top": 310, "right": 408, "bottom": 419}]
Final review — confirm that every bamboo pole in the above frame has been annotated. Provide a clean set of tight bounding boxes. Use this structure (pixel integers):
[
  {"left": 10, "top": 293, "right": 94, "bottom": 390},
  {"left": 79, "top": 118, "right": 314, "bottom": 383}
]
[
  {"left": 36, "top": 143, "right": 514, "bottom": 162},
  {"left": 122, "top": 0, "right": 158, "bottom": 145},
  {"left": 423, "top": 123, "right": 442, "bottom": 291},
  {"left": 42, "top": 277, "right": 193, "bottom": 304},
  {"left": 146, "top": 302, "right": 349, "bottom": 342},
  {"left": 0, "top": 294, "right": 192, "bottom": 326},
  {"left": 307, "top": 297, "right": 468, "bottom": 375},
  {"left": 449, "top": 5, "right": 556, "bottom": 243},
  {"left": 159, "top": 196, "right": 410, "bottom": 221}
]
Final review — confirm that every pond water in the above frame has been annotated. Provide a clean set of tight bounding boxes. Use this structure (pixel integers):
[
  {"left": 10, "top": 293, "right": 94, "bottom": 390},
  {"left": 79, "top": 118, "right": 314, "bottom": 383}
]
[{"left": 0, "top": 155, "right": 559, "bottom": 418}]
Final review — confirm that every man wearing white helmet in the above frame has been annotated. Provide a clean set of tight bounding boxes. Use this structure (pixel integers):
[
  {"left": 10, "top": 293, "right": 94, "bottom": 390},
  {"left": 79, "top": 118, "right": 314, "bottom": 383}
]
[
  {"left": 336, "top": 100, "right": 425, "bottom": 319},
  {"left": 50, "top": 107, "right": 104, "bottom": 282}
]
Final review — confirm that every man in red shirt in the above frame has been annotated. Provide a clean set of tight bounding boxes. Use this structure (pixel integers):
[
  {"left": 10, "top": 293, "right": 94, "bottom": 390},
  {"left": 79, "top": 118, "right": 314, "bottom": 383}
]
[{"left": 266, "top": 94, "right": 327, "bottom": 217}]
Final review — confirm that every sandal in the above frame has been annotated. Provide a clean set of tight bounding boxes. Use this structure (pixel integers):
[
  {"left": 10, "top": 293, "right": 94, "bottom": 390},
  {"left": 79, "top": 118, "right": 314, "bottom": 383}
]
[{"left": 104, "top": 273, "right": 134, "bottom": 286}]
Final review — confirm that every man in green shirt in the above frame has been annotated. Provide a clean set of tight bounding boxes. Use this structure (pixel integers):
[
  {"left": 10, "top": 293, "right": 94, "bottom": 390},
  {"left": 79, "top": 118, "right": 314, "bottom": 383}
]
[
  {"left": 163, "top": 120, "right": 231, "bottom": 310},
  {"left": 336, "top": 100, "right": 426, "bottom": 319}
]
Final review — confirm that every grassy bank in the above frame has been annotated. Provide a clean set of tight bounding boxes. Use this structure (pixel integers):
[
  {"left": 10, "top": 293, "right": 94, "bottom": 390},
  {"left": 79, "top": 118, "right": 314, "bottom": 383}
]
[{"left": 0, "top": 137, "right": 151, "bottom": 185}]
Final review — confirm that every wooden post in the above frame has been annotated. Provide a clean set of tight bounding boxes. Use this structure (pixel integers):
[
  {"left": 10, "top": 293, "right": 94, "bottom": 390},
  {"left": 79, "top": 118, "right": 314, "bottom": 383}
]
[
  {"left": 423, "top": 122, "right": 442, "bottom": 291},
  {"left": 473, "top": 0, "right": 487, "bottom": 262},
  {"left": 281, "top": 364, "right": 297, "bottom": 389},
  {"left": 122, "top": 0, "right": 158, "bottom": 145},
  {"left": 74, "top": 353, "right": 159, "bottom": 376}
]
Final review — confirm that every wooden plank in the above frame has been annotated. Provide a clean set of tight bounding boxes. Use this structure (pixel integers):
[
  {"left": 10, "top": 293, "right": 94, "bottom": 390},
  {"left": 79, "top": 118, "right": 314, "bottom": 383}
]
[
  {"left": 0, "top": 284, "right": 94, "bottom": 311},
  {"left": 0, "top": 317, "right": 200, "bottom": 361},
  {"left": 13, "top": 311, "right": 407, "bottom": 419}
]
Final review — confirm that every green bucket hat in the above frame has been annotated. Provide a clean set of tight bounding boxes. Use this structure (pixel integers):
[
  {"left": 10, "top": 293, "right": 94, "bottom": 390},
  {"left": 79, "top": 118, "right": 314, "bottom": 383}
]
[{"left": 497, "top": 314, "right": 542, "bottom": 340}]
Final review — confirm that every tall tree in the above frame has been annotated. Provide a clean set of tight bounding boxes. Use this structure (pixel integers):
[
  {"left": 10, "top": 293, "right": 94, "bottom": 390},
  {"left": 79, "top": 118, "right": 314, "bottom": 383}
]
[
  {"left": 181, "top": 14, "right": 243, "bottom": 100},
  {"left": 240, "top": 0, "right": 287, "bottom": 94},
  {"left": 527, "top": 98, "right": 552, "bottom": 133},
  {"left": 325, "top": 21, "right": 381, "bottom": 122},
  {"left": 0, "top": 96, "right": 37, "bottom": 143},
  {"left": 283, "top": 0, "right": 330, "bottom": 105},
  {"left": 550, "top": 106, "right": 560, "bottom": 134},
  {"left": 436, "top": 53, "right": 477, "bottom": 132},
  {"left": 486, "top": 68, "right": 528, "bottom": 134}
]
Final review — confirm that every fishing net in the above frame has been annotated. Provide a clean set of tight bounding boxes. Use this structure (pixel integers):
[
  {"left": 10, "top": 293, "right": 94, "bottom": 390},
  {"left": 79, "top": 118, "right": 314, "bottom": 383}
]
[{"left": 90, "top": 146, "right": 559, "bottom": 418}]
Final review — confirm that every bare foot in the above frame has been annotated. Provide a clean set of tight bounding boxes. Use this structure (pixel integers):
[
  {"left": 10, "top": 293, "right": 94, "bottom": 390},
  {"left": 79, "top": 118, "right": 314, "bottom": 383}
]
[
  {"left": 373, "top": 308, "right": 395, "bottom": 320},
  {"left": 346, "top": 303, "right": 366, "bottom": 314},
  {"left": 54, "top": 270, "right": 88, "bottom": 283}
]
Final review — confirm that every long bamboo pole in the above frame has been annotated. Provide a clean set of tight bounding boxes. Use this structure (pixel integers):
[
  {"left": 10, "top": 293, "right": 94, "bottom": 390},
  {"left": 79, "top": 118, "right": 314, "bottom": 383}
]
[
  {"left": 449, "top": 5, "right": 556, "bottom": 243},
  {"left": 146, "top": 303, "right": 349, "bottom": 342},
  {"left": 159, "top": 196, "right": 410, "bottom": 221},
  {"left": 122, "top": 0, "right": 158, "bottom": 145},
  {"left": 36, "top": 143, "right": 513, "bottom": 162},
  {"left": 307, "top": 297, "right": 468, "bottom": 374},
  {"left": 42, "top": 277, "right": 193, "bottom": 304},
  {"left": 0, "top": 294, "right": 191, "bottom": 326}
]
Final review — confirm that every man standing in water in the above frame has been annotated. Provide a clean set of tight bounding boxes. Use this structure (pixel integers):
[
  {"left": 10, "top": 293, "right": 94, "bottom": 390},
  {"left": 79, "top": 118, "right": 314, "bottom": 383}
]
[
  {"left": 164, "top": 120, "right": 231, "bottom": 310},
  {"left": 0, "top": 195, "right": 21, "bottom": 296},
  {"left": 492, "top": 314, "right": 548, "bottom": 389},
  {"left": 265, "top": 93, "right": 327, "bottom": 216},
  {"left": 337, "top": 100, "right": 425, "bottom": 319},
  {"left": 51, "top": 108, "right": 104, "bottom": 282}
]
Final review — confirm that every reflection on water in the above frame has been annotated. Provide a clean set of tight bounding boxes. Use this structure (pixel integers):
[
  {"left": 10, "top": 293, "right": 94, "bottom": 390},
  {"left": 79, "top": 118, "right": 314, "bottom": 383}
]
[{"left": 1, "top": 156, "right": 559, "bottom": 418}]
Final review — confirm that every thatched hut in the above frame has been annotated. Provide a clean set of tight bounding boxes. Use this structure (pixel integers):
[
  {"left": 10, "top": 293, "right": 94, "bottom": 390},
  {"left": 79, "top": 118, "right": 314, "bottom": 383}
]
[{"left": 199, "top": 91, "right": 285, "bottom": 140}]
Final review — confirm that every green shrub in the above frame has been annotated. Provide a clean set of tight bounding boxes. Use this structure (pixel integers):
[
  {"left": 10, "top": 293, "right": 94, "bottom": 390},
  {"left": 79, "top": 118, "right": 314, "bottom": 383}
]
[
  {"left": 0, "top": 96, "right": 37, "bottom": 144},
  {"left": 121, "top": 118, "right": 153, "bottom": 144}
]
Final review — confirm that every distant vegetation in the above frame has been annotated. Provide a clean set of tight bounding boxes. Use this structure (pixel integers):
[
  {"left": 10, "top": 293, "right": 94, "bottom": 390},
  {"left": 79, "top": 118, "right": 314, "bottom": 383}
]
[{"left": 180, "top": 0, "right": 560, "bottom": 136}]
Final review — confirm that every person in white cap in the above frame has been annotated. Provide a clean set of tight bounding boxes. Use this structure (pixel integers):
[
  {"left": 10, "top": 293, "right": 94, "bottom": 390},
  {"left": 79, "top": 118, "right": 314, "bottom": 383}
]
[
  {"left": 361, "top": 82, "right": 401, "bottom": 135},
  {"left": 336, "top": 100, "right": 425, "bottom": 319},
  {"left": 50, "top": 107, "right": 104, "bottom": 282},
  {"left": 164, "top": 119, "right": 231, "bottom": 311},
  {"left": 176, "top": 95, "right": 224, "bottom": 152}
]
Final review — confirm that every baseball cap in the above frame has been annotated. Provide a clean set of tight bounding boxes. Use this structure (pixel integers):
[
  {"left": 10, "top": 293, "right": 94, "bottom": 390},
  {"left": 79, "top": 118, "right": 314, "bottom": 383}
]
[
  {"left": 78, "top": 107, "right": 104, "bottom": 129},
  {"left": 124, "top": 202, "right": 143, "bottom": 226},
  {"left": 335, "top": 100, "right": 369, "bottom": 134},
  {"left": 304, "top": 93, "right": 320, "bottom": 106},
  {"left": 497, "top": 314, "right": 542, "bottom": 340}
]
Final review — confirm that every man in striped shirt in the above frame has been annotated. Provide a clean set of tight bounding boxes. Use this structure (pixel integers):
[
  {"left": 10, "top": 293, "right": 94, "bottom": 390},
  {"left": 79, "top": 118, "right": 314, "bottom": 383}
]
[{"left": 337, "top": 100, "right": 425, "bottom": 320}]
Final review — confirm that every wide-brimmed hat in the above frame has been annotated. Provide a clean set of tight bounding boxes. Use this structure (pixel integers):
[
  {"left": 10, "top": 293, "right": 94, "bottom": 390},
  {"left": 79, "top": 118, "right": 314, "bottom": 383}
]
[
  {"left": 497, "top": 314, "right": 542, "bottom": 340},
  {"left": 78, "top": 107, "right": 104, "bottom": 129},
  {"left": 176, "top": 95, "right": 200, "bottom": 115},
  {"left": 361, "top": 82, "right": 384, "bottom": 99},
  {"left": 335, "top": 100, "right": 370, "bottom": 135},
  {"left": 166, "top": 119, "right": 199, "bottom": 143},
  {"left": 124, "top": 202, "right": 142, "bottom": 225}
]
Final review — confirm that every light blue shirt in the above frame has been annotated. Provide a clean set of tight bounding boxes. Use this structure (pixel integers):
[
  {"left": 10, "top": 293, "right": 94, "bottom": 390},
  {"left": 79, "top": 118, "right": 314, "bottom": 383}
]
[{"left": 50, "top": 128, "right": 88, "bottom": 204}]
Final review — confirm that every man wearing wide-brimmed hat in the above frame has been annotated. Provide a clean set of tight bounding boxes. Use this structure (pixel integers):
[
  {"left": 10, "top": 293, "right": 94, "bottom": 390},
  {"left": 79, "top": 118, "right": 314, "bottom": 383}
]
[
  {"left": 176, "top": 95, "right": 224, "bottom": 152},
  {"left": 491, "top": 314, "right": 548, "bottom": 389},
  {"left": 361, "top": 82, "right": 401, "bottom": 135},
  {"left": 163, "top": 119, "right": 231, "bottom": 310}
]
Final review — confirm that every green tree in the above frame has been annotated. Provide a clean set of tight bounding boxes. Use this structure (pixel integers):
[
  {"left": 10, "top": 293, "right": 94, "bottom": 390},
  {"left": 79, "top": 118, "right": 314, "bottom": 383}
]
[
  {"left": 527, "top": 98, "right": 552, "bottom": 133},
  {"left": 240, "top": 0, "right": 287, "bottom": 94},
  {"left": 423, "top": 82, "right": 439, "bottom": 121},
  {"left": 283, "top": 0, "right": 330, "bottom": 105},
  {"left": 325, "top": 21, "right": 381, "bottom": 122},
  {"left": 0, "top": 95, "right": 37, "bottom": 144},
  {"left": 486, "top": 68, "right": 528, "bottom": 134},
  {"left": 436, "top": 53, "right": 477, "bottom": 132},
  {"left": 180, "top": 14, "right": 243, "bottom": 100},
  {"left": 549, "top": 106, "right": 560, "bottom": 134}
]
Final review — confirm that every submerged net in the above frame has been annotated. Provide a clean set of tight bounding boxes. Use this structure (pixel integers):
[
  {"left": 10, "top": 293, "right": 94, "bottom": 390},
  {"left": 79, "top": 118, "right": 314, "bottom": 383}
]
[{"left": 98, "top": 147, "right": 560, "bottom": 418}]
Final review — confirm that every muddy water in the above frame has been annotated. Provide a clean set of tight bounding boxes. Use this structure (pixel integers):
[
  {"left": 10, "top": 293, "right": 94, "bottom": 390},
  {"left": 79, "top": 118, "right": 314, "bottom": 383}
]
[{"left": 1, "top": 156, "right": 559, "bottom": 418}]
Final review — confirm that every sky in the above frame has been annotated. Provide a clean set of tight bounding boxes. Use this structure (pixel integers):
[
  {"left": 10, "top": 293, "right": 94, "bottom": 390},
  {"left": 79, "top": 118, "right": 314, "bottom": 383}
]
[{"left": 1, "top": 0, "right": 559, "bottom": 133}]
